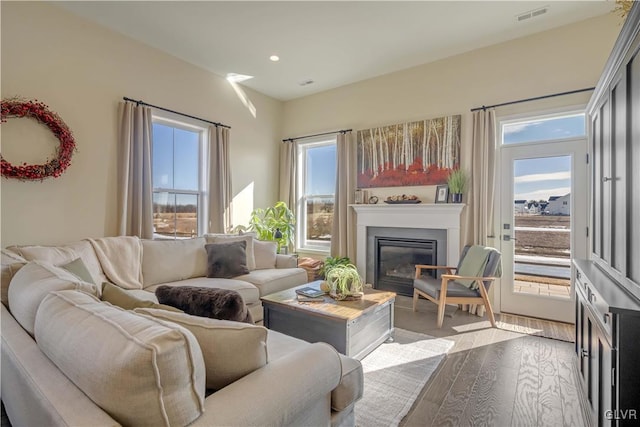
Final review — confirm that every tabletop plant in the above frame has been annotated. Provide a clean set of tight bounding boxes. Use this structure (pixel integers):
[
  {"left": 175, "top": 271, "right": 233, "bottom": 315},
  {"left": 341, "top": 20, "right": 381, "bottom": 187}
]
[
  {"left": 447, "top": 169, "right": 468, "bottom": 203},
  {"left": 324, "top": 263, "right": 364, "bottom": 301}
]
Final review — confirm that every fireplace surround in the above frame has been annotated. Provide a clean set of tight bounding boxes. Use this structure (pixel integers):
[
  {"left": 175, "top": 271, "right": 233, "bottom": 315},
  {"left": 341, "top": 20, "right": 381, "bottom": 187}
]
[{"left": 351, "top": 204, "right": 465, "bottom": 292}]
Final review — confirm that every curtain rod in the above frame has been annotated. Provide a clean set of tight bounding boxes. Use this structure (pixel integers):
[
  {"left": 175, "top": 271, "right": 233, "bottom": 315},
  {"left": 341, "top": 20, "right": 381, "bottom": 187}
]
[
  {"left": 470, "top": 87, "right": 595, "bottom": 112},
  {"left": 123, "top": 97, "right": 231, "bottom": 129},
  {"left": 282, "top": 128, "right": 352, "bottom": 143}
]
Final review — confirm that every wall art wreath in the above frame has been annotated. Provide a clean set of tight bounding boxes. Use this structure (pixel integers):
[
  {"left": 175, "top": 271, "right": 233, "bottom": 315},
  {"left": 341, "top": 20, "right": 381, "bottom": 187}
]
[{"left": 1, "top": 98, "right": 76, "bottom": 180}]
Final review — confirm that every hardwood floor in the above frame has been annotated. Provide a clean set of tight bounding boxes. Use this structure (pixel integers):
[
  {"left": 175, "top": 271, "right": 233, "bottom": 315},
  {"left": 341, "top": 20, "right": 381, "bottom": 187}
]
[{"left": 395, "top": 295, "right": 586, "bottom": 427}]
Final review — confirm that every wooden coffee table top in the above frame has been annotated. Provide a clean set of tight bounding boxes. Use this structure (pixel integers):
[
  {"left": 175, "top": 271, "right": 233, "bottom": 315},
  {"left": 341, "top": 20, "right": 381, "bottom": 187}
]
[{"left": 261, "top": 282, "right": 396, "bottom": 321}]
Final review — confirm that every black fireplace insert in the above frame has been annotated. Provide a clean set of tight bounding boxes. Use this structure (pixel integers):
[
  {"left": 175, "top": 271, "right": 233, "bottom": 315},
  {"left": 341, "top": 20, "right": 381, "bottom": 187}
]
[{"left": 374, "top": 237, "right": 437, "bottom": 296}]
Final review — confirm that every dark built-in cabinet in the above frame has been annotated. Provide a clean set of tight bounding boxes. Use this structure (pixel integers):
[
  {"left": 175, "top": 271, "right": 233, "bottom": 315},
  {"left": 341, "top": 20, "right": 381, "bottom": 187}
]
[{"left": 575, "top": 3, "right": 640, "bottom": 426}]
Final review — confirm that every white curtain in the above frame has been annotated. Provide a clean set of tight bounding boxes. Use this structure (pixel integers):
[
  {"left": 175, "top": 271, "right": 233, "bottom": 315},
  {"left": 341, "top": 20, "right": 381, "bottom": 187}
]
[
  {"left": 208, "top": 126, "right": 232, "bottom": 233},
  {"left": 469, "top": 108, "right": 497, "bottom": 246},
  {"left": 330, "top": 132, "right": 356, "bottom": 261},
  {"left": 117, "top": 102, "right": 154, "bottom": 239},
  {"left": 279, "top": 140, "right": 297, "bottom": 218}
]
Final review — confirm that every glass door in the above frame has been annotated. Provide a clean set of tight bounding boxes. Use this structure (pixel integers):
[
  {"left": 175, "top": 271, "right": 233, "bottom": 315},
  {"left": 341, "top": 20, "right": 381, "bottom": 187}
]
[{"left": 498, "top": 113, "right": 588, "bottom": 322}]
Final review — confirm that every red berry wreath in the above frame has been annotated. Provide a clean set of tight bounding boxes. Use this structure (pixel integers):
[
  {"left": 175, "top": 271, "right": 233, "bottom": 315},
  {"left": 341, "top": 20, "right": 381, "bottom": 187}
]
[{"left": 1, "top": 99, "right": 76, "bottom": 180}]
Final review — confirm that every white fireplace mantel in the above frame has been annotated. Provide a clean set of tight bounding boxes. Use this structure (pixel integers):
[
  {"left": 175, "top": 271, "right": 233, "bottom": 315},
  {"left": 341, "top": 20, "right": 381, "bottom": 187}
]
[{"left": 350, "top": 203, "right": 465, "bottom": 278}]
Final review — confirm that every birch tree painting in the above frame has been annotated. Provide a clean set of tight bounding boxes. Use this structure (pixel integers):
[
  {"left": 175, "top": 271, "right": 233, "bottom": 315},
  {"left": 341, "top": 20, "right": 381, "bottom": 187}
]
[{"left": 356, "top": 115, "right": 461, "bottom": 188}]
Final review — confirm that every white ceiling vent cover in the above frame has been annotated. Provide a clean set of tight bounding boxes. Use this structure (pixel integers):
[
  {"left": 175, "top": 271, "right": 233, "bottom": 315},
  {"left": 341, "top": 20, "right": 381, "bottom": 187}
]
[{"left": 517, "top": 6, "right": 549, "bottom": 22}]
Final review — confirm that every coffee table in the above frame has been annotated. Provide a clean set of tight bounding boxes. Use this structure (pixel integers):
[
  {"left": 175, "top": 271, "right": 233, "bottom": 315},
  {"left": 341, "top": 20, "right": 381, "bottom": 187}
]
[{"left": 261, "top": 283, "right": 396, "bottom": 360}]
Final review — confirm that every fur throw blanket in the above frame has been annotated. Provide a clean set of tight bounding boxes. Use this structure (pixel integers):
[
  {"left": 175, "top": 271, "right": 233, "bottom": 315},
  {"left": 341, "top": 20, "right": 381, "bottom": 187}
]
[{"left": 155, "top": 285, "right": 253, "bottom": 324}]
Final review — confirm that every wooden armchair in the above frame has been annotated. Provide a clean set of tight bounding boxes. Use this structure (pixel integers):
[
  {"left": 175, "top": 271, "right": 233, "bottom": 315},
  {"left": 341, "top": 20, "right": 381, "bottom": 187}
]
[{"left": 412, "top": 245, "right": 501, "bottom": 328}]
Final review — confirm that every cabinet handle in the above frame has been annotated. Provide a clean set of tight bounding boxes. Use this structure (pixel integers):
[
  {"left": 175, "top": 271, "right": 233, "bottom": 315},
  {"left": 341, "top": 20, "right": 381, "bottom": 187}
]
[
  {"left": 581, "top": 349, "right": 589, "bottom": 359},
  {"left": 589, "top": 293, "right": 596, "bottom": 303},
  {"left": 604, "top": 313, "right": 611, "bottom": 324},
  {"left": 602, "top": 176, "right": 612, "bottom": 182}
]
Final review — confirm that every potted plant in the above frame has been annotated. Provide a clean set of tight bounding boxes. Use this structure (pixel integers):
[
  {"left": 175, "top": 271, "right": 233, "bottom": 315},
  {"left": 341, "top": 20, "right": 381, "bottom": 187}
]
[
  {"left": 324, "top": 263, "right": 364, "bottom": 301},
  {"left": 248, "top": 201, "right": 295, "bottom": 253},
  {"left": 318, "top": 256, "right": 351, "bottom": 279},
  {"left": 447, "top": 169, "right": 468, "bottom": 203}
]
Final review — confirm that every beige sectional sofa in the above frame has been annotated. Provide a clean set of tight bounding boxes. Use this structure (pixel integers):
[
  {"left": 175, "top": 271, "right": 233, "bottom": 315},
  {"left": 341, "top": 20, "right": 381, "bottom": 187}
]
[{"left": 1, "top": 236, "right": 363, "bottom": 426}]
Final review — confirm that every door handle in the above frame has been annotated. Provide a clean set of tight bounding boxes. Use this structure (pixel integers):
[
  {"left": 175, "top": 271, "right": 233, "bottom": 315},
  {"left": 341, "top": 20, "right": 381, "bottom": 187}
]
[{"left": 503, "top": 235, "right": 518, "bottom": 242}]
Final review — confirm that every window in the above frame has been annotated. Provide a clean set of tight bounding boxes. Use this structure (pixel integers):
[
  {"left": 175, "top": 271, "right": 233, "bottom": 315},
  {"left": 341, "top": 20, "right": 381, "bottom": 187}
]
[
  {"left": 502, "top": 112, "right": 586, "bottom": 145},
  {"left": 152, "top": 118, "right": 206, "bottom": 239},
  {"left": 296, "top": 138, "right": 337, "bottom": 252}
]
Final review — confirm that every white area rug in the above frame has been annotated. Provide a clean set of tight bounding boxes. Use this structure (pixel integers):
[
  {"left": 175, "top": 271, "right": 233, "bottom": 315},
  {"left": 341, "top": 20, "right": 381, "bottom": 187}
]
[{"left": 355, "top": 328, "right": 454, "bottom": 427}]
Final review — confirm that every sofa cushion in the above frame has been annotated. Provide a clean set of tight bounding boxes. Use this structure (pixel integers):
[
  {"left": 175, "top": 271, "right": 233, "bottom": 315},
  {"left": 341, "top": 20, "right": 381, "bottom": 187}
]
[
  {"left": 254, "top": 240, "right": 277, "bottom": 270},
  {"left": 101, "top": 282, "right": 182, "bottom": 312},
  {"left": 155, "top": 285, "right": 253, "bottom": 323},
  {"left": 1, "top": 249, "right": 26, "bottom": 306},
  {"left": 135, "top": 308, "right": 268, "bottom": 391},
  {"left": 141, "top": 237, "right": 208, "bottom": 287},
  {"left": 8, "top": 261, "right": 98, "bottom": 336},
  {"left": 7, "top": 240, "right": 107, "bottom": 286},
  {"left": 205, "top": 234, "right": 256, "bottom": 270},
  {"left": 34, "top": 290, "right": 206, "bottom": 427},
  {"left": 205, "top": 241, "right": 250, "bottom": 279},
  {"left": 235, "top": 268, "right": 308, "bottom": 296}
]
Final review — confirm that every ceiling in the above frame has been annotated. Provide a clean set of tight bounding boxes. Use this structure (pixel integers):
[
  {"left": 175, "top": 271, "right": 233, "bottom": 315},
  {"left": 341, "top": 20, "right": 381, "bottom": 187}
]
[{"left": 57, "top": 1, "right": 615, "bottom": 101}]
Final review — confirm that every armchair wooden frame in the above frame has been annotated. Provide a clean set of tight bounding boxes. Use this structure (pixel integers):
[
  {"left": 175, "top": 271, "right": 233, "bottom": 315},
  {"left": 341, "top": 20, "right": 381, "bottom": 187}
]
[{"left": 412, "top": 264, "right": 497, "bottom": 328}]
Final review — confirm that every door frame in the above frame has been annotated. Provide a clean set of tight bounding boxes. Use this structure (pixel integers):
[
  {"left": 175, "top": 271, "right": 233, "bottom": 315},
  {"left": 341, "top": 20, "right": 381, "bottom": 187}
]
[{"left": 494, "top": 110, "right": 589, "bottom": 322}]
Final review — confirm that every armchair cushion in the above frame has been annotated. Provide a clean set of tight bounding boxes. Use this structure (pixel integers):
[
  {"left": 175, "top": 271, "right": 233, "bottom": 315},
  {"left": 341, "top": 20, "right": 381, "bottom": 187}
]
[{"left": 413, "top": 276, "right": 480, "bottom": 299}]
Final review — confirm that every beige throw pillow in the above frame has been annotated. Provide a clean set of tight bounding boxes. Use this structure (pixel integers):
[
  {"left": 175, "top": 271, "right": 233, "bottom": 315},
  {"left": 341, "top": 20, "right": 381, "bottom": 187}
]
[
  {"left": 101, "top": 282, "right": 182, "bottom": 312},
  {"left": 1, "top": 249, "right": 26, "bottom": 306},
  {"left": 135, "top": 307, "right": 268, "bottom": 391},
  {"left": 8, "top": 261, "right": 98, "bottom": 336},
  {"left": 35, "top": 290, "right": 205, "bottom": 427},
  {"left": 253, "top": 240, "right": 277, "bottom": 270},
  {"left": 205, "top": 234, "right": 256, "bottom": 270}
]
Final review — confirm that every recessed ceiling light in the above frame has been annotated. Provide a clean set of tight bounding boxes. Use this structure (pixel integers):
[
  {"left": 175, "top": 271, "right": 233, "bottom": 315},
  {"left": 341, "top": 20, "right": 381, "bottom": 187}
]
[
  {"left": 226, "top": 73, "right": 254, "bottom": 82},
  {"left": 270, "top": 55, "right": 280, "bottom": 62}
]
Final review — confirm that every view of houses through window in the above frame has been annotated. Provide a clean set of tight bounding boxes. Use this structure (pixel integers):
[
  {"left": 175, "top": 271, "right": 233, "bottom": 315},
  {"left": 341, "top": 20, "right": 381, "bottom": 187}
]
[
  {"left": 296, "top": 138, "right": 337, "bottom": 252},
  {"left": 151, "top": 119, "right": 205, "bottom": 239}
]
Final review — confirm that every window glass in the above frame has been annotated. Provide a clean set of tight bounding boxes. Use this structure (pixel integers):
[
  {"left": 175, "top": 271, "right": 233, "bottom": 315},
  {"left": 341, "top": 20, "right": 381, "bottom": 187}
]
[
  {"left": 297, "top": 140, "right": 336, "bottom": 252},
  {"left": 503, "top": 113, "right": 585, "bottom": 145},
  {"left": 152, "top": 120, "right": 203, "bottom": 239}
]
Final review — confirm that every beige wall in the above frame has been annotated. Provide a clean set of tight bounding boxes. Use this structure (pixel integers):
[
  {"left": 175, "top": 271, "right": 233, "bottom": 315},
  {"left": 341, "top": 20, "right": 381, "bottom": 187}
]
[
  {"left": 282, "top": 13, "right": 621, "bottom": 210},
  {"left": 1, "top": 2, "right": 283, "bottom": 246}
]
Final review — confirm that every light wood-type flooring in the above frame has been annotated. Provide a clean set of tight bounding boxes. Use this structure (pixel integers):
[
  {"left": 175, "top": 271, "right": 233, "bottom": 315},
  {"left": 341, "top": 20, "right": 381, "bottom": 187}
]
[{"left": 396, "top": 295, "right": 586, "bottom": 427}]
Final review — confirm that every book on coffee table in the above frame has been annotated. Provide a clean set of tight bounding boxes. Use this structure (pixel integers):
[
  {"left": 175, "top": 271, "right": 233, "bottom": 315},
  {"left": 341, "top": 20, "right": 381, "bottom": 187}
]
[{"left": 295, "top": 287, "right": 325, "bottom": 298}]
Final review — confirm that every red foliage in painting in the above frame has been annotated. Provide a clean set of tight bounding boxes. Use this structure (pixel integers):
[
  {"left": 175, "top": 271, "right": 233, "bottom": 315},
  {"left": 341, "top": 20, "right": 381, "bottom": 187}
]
[{"left": 357, "top": 158, "right": 456, "bottom": 188}]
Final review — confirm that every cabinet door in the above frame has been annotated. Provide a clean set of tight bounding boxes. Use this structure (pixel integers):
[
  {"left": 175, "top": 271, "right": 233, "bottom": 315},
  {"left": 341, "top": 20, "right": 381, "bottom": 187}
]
[
  {"left": 595, "top": 328, "right": 614, "bottom": 427},
  {"left": 592, "top": 110, "right": 603, "bottom": 258},
  {"left": 600, "top": 98, "right": 612, "bottom": 264},
  {"left": 628, "top": 44, "right": 640, "bottom": 286},
  {"left": 609, "top": 71, "right": 627, "bottom": 274}
]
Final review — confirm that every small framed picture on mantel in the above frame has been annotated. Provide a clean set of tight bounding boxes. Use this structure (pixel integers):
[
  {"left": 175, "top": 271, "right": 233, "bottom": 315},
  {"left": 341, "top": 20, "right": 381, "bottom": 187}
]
[{"left": 435, "top": 185, "right": 449, "bottom": 203}]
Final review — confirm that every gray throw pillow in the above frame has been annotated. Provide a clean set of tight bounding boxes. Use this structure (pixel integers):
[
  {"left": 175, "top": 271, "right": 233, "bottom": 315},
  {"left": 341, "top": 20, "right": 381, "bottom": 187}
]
[
  {"left": 60, "top": 257, "right": 95, "bottom": 284},
  {"left": 155, "top": 285, "right": 253, "bottom": 324},
  {"left": 205, "top": 241, "right": 249, "bottom": 279}
]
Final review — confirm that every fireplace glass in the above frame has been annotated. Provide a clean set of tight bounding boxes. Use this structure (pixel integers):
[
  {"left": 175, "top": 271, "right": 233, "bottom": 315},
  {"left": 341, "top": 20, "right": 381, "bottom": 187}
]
[{"left": 374, "top": 237, "right": 437, "bottom": 296}]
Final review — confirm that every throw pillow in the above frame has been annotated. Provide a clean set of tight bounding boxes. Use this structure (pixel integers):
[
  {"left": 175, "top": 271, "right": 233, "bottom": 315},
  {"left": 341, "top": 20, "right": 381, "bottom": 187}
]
[
  {"left": 60, "top": 257, "right": 95, "bottom": 284},
  {"left": 253, "top": 240, "right": 277, "bottom": 270},
  {"left": 35, "top": 290, "right": 205, "bottom": 427},
  {"left": 155, "top": 285, "right": 253, "bottom": 324},
  {"left": 134, "top": 307, "right": 268, "bottom": 391},
  {"left": 204, "top": 234, "right": 256, "bottom": 270},
  {"left": 205, "top": 241, "right": 250, "bottom": 278},
  {"left": 7, "top": 261, "right": 98, "bottom": 336},
  {"left": 1, "top": 249, "right": 27, "bottom": 306},
  {"left": 101, "top": 282, "right": 182, "bottom": 312}
]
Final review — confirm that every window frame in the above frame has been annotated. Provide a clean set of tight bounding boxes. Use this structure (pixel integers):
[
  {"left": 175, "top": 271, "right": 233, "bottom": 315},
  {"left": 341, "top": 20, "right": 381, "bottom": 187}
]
[
  {"left": 295, "top": 137, "right": 337, "bottom": 254},
  {"left": 500, "top": 109, "right": 586, "bottom": 147},
  {"left": 151, "top": 114, "right": 208, "bottom": 240}
]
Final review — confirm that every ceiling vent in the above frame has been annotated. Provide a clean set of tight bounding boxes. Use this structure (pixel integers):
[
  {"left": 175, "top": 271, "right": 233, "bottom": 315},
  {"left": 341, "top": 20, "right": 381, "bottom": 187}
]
[{"left": 517, "top": 6, "right": 548, "bottom": 22}]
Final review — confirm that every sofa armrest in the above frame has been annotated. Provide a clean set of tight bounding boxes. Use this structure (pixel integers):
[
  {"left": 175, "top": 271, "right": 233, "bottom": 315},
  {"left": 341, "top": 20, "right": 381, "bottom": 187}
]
[
  {"left": 276, "top": 254, "right": 298, "bottom": 269},
  {"left": 190, "top": 342, "right": 341, "bottom": 427}
]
